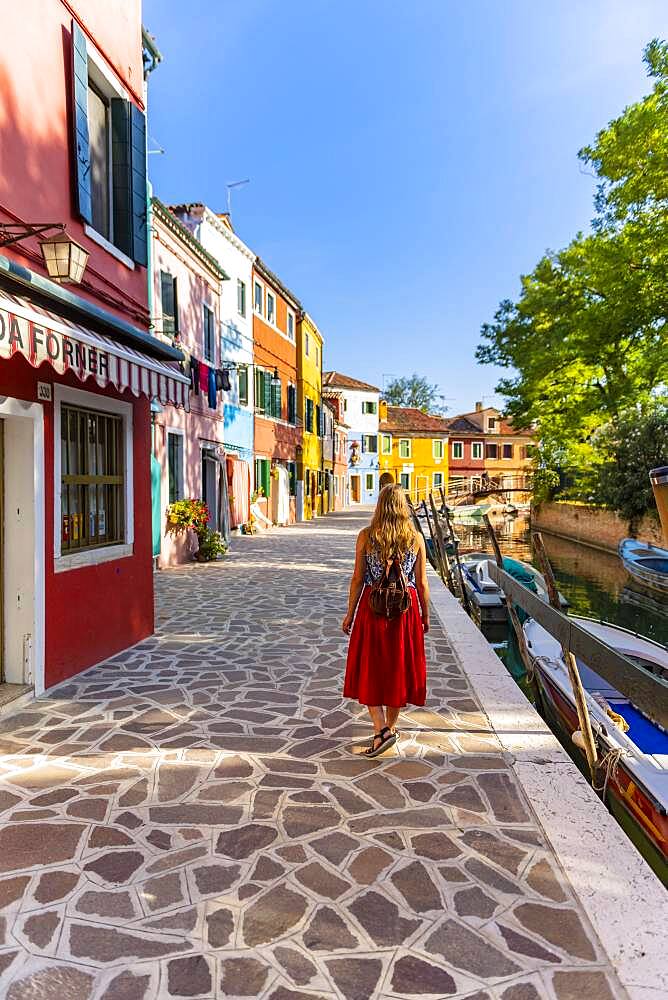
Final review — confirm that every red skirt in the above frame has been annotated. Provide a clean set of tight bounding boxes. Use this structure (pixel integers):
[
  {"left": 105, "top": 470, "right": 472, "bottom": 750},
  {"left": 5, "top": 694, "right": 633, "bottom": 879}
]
[{"left": 343, "top": 586, "right": 427, "bottom": 707}]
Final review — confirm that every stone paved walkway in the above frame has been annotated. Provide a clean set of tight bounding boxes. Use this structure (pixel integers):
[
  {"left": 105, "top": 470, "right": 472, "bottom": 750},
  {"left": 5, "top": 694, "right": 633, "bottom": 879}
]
[{"left": 0, "top": 510, "right": 626, "bottom": 999}]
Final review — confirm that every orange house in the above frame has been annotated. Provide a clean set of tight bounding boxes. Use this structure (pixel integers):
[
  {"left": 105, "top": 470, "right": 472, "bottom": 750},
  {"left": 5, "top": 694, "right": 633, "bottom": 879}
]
[{"left": 252, "top": 259, "right": 302, "bottom": 524}]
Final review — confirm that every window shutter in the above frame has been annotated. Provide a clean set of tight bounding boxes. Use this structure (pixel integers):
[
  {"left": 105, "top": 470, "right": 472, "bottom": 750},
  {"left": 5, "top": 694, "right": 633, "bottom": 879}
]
[
  {"left": 271, "top": 379, "right": 282, "bottom": 419},
  {"left": 71, "top": 21, "right": 92, "bottom": 224},
  {"left": 263, "top": 372, "right": 272, "bottom": 415},
  {"left": 262, "top": 459, "right": 271, "bottom": 499},
  {"left": 287, "top": 385, "right": 296, "bottom": 424},
  {"left": 110, "top": 99, "right": 132, "bottom": 256},
  {"left": 130, "top": 103, "right": 148, "bottom": 266}
]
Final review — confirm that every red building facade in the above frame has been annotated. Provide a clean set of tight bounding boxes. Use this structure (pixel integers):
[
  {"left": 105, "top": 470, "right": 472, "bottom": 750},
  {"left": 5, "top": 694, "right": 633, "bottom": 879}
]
[{"left": 0, "top": 2, "right": 188, "bottom": 697}]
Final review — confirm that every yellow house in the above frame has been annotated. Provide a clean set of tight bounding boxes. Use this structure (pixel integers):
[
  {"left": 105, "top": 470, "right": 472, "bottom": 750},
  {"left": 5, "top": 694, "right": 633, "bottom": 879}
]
[
  {"left": 297, "top": 312, "right": 323, "bottom": 517},
  {"left": 378, "top": 402, "right": 449, "bottom": 504}
]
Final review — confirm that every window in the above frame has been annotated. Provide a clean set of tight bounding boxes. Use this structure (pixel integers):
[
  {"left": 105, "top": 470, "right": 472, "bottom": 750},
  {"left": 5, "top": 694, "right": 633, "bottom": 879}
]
[
  {"left": 305, "top": 397, "right": 314, "bottom": 433},
  {"left": 60, "top": 404, "right": 125, "bottom": 552},
  {"left": 270, "top": 375, "right": 282, "bottom": 419},
  {"left": 316, "top": 404, "right": 322, "bottom": 437},
  {"left": 365, "top": 474, "right": 374, "bottom": 491},
  {"left": 399, "top": 439, "right": 411, "bottom": 459},
  {"left": 362, "top": 400, "right": 377, "bottom": 414},
  {"left": 254, "top": 368, "right": 272, "bottom": 414},
  {"left": 433, "top": 439, "right": 444, "bottom": 459},
  {"left": 334, "top": 477, "right": 339, "bottom": 497},
  {"left": 433, "top": 472, "right": 444, "bottom": 489},
  {"left": 287, "top": 384, "right": 297, "bottom": 424},
  {"left": 315, "top": 345, "right": 319, "bottom": 367},
  {"left": 399, "top": 473, "right": 410, "bottom": 491},
  {"left": 381, "top": 434, "right": 392, "bottom": 455},
  {"left": 362, "top": 434, "right": 378, "bottom": 453},
  {"left": 266, "top": 291, "right": 276, "bottom": 325},
  {"left": 305, "top": 331, "right": 310, "bottom": 356},
  {"left": 253, "top": 280, "right": 264, "bottom": 315},
  {"left": 167, "top": 432, "right": 184, "bottom": 504},
  {"left": 452, "top": 441, "right": 464, "bottom": 460},
  {"left": 287, "top": 310, "right": 295, "bottom": 341},
  {"left": 287, "top": 461, "right": 297, "bottom": 496},
  {"left": 203, "top": 305, "right": 215, "bottom": 362},
  {"left": 72, "top": 22, "right": 147, "bottom": 265},
  {"left": 237, "top": 279, "right": 246, "bottom": 316},
  {"left": 487, "top": 417, "right": 497, "bottom": 431},
  {"left": 519, "top": 445, "right": 528, "bottom": 460},
  {"left": 238, "top": 366, "right": 249, "bottom": 405},
  {"left": 503, "top": 443, "right": 513, "bottom": 459},
  {"left": 472, "top": 441, "right": 483, "bottom": 460},
  {"left": 160, "top": 272, "right": 178, "bottom": 337},
  {"left": 486, "top": 443, "right": 498, "bottom": 459}
]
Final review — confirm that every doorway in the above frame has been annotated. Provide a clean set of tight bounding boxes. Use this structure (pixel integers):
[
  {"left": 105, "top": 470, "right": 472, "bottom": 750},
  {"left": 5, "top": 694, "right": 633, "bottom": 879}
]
[
  {"left": 350, "top": 474, "right": 361, "bottom": 503},
  {"left": 202, "top": 447, "right": 219, "bottom": 530}
]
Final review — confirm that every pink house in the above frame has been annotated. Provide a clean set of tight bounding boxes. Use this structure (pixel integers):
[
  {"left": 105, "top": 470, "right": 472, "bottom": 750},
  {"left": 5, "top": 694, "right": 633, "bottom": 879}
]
[{"left": 150, "top": 198, "right": 229, "bottom": 565}]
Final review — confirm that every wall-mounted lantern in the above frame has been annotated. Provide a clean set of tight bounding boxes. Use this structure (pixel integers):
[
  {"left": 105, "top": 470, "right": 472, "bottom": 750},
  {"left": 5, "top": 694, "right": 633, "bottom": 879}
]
[{"left": 0, "top": 222, "right": 89, "bottom": 284}]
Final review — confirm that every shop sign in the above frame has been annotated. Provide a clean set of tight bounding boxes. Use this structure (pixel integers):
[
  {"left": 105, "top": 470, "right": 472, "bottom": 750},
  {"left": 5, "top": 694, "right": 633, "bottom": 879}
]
[{"left": 0, "top": 309, "right": 110, "bottom": 377}]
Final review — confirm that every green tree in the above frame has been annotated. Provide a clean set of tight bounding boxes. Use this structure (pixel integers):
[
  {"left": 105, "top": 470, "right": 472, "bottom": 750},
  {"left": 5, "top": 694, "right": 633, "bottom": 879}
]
[
  {"left": 589, "top": 400, "right": 668, "bottom": 527},
  {"left": 384, "top": 374, "right": 448, "bottom": 414},
  {"left": 476, "top": 40, "right": 668, "bottom": 470}
]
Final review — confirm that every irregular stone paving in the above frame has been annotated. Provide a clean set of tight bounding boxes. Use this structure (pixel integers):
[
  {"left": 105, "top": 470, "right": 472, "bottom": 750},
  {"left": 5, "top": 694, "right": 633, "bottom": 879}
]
[{"left": 0, "top": 510, "right": 625, "bottom": 999}]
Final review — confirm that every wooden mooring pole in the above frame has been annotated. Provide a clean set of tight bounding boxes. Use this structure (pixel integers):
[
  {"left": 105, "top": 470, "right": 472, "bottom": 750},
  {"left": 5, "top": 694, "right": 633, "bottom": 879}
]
[
  {"left": 435, "top": 491, "right": 472, "bottom": 617},
  {"left": 532, "top": 532, "right": 599, "bottom": 779},
  {"left": 426, "top": 495, "right": 456, "bottom": 594},
  {"left": 482, "top": 513, "right": 541, "bottom": 701}
]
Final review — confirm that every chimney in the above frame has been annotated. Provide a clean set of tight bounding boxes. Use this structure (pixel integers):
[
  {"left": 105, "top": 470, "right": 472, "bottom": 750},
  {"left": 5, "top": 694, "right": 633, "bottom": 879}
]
[
  {"left": 379, "top": 400, "right": 388, "bottom": 421},
  {"left": 475, "top": 401, "right": 483, "bottom": 412}
]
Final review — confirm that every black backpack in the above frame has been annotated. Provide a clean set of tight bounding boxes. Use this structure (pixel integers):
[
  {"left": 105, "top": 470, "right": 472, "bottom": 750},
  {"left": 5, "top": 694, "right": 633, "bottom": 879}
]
[{"left": 369, "top": 557, "right": 411, "bottom": 619}]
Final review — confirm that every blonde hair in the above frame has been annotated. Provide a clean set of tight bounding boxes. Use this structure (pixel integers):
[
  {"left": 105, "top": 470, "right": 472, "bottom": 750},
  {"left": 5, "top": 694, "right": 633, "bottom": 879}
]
[{"left": 366, "top": 484, "right": 417, "bottom": 564}]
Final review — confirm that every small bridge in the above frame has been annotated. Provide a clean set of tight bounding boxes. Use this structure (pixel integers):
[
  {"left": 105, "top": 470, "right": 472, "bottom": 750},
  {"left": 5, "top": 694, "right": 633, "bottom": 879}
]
[{"left": 446, "top": 476, "right": 532, "bottom": 505}]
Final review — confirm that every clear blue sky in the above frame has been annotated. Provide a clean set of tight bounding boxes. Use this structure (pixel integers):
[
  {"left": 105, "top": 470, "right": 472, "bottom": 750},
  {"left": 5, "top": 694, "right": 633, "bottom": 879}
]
[{"left": 143, "top": 0, "right": 665, "bottom": 415}]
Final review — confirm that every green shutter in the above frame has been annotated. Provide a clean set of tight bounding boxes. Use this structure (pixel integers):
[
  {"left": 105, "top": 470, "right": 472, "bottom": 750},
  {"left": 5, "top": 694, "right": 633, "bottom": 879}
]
[
  {"left": 111, "top": 98, "right": 132, "bottom": 257},
  {"left": 261, "top": 459, "right": 271, "bottom": 499},
  {"left": 263, "top": 372, "right": 271, "bottom": 414},
  {"left": 71, "top": 21, "right": 92, "bottom": 224},
  {"left": 271, "top": 379, "right": 282, "bottom": 419},
  {"left": 130, "top": 103, "right": 148, "bottom": 266}
]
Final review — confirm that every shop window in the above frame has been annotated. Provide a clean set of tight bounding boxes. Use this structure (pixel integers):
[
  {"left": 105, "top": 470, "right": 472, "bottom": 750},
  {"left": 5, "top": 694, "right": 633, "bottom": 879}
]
[
  {"left": 452, "top": 441, "right": 463, "bottom": 459},
  {"left": 399, "top": 439, "right": 411, "bottom": 459},
  {"left": 365, "top": 473, "right": 374, "bottom": 491},
  {"left": 60, "top": 404, "right": 125, "bottom": 552}
]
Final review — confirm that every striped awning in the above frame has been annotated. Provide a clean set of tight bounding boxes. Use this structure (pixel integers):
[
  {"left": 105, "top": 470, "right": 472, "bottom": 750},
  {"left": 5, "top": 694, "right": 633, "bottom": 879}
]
[{"left": 0, "top": 290, "right": 190, "bottom": 409}]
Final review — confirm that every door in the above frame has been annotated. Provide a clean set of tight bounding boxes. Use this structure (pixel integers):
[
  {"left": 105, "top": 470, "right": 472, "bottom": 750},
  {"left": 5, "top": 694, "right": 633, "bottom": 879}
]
[
  {"left": 202, "top": 451, "right": 219, "bottom": 529},
  {"left": 350, "top": 474, "right": 361, "bottom": 503}
]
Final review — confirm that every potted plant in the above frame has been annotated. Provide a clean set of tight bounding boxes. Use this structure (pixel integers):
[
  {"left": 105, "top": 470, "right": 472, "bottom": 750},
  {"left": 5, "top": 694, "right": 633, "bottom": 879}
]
[
  {"left": 167, "top": 498, "right": 210, "bottom": 534},
  {"left": 195, "top": 526, "right": 228, "bottom": 562}
]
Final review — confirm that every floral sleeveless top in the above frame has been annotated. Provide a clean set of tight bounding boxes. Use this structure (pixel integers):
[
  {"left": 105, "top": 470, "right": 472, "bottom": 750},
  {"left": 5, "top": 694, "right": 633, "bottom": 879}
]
[{"left": 364, "top": 547, "right": 418, "bottom": 589}]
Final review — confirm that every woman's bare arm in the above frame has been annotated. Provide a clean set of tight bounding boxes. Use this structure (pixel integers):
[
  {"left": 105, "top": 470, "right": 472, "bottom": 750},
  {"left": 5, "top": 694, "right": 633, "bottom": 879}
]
[
  {"left": 342, "top": 529, "right": 367, "bottom": 634},
  {"left": 414, "top": 534, "right": 430, "bottom": 632}
]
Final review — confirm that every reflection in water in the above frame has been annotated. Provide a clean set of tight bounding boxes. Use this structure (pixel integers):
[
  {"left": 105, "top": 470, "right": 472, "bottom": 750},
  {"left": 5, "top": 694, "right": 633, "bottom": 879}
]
[{"left": 456, "top": 513, "right": 668, "bottom": 645}]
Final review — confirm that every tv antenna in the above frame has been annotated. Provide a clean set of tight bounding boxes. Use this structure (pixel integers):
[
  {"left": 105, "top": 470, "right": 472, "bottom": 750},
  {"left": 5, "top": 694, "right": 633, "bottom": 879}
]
[{"left": 226, "top": 179, "right": 250, "bottom": 214}]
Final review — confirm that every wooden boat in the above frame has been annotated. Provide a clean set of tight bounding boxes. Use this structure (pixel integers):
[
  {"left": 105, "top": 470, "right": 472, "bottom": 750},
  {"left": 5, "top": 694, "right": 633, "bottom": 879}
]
[
  {"left": 619, "top": 538, "right": 668, "bottom": 595},
  {"left": 450, "top": 503, "right": 492, "bottom": 520},
  {"left": 461, "top": 552, "right": 568, "bottom": 610},
  {"left": 524, "top": 616, "right": 668, "bottom": 875}
]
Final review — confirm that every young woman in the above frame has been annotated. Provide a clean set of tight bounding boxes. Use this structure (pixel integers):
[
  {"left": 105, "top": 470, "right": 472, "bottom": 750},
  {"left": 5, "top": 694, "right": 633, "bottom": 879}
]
[{"left": 342, "top": 484, "right": 429, "bottom": 757}]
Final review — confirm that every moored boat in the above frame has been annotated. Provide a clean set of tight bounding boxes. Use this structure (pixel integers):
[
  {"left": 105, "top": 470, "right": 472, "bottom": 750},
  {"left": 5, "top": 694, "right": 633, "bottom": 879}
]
[
  {"left": 619, "top": 538, "right": 668, "bottom": 595},
  {"left": 450, "top": 503, "right": 492, "bottom": 520},
  {"left": 524, "top": 616, "right": 668, "bottom": 878}
]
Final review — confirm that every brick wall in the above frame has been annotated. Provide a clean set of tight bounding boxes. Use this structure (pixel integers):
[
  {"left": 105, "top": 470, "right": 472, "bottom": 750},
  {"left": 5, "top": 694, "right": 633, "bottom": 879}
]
[{"left": 531, "top": 501, "right": 664, "bottom": 552}]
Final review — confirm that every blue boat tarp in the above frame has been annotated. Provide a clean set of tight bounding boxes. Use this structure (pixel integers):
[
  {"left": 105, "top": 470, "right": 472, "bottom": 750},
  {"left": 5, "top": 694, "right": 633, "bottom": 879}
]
[
  {"left": 503, "top": 557, "right": 539, "bottom": 592},
  {"left": 610, "top": 702, "right": 668, "bottom": 756}
]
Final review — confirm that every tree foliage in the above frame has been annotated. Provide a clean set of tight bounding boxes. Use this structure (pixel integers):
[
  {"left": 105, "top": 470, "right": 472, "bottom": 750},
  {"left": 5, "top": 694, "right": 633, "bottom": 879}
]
[
  {"left": 476, "top": 40, "right": 668, "bottom": 480},
  {"left": 384, "top": 373, "right": 448, "bottom": 414},
  {"left": 588, "top": 400, "right": 668, "bottom": 526}
]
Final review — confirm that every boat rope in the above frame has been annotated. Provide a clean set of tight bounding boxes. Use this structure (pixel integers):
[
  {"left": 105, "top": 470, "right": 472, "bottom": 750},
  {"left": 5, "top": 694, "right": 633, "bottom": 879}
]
[
  {"left": 593, "top": 747, "right": 625, "bottom": 800},
  {"left": 591, "top": 693, "right": 630, "bottom": 733}
]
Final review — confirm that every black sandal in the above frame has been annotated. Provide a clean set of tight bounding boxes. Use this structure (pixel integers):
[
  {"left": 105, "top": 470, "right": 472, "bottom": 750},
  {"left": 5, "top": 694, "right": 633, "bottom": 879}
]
[{"left": 364, "top": 726, "right": 397, "bottom": 758}]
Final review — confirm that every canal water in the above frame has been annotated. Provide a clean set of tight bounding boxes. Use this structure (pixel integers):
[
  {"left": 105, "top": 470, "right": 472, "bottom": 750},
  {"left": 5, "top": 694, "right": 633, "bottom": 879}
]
[
  {"left": 455, "top": 511, "right": 668, "bottom": 882},
  {"left": 457, "top": 512, "right": 668, "bottom": 647}
]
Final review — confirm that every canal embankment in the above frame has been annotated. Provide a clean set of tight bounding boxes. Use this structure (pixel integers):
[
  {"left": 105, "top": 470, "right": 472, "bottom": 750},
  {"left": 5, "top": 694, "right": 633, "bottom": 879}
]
[
  {"left": 428, "top": 565, "right": 668, "bottom": 1000},
  {"left": 532, "top": 501, "right": 663, "bottom": 553}
]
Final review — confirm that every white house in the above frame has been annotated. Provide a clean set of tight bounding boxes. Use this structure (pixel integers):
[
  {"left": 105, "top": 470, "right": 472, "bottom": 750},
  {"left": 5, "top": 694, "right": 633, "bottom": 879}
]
[{"left": 323, "top": 372, "right": 380, "bottom": 504}]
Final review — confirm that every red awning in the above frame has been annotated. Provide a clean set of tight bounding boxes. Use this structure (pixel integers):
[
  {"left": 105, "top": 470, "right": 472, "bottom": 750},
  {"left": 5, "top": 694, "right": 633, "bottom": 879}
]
[{"left": 0, "top": 290, "right": 190, "bottom": 409}]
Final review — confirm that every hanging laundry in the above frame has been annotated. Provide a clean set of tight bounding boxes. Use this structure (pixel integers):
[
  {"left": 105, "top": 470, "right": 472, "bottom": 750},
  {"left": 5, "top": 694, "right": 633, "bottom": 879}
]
[
  {"left": 199, "top": 362, "right": 210, "bottom": 393},
  {"left": 216, "top": 369, "right": 231, "bottom": 392},
  {"left": 207, "top": 366, "right": 217, "bottom": 409},
  {"left": 190, "top": 357, "right": 200, "bottom": 394}
]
